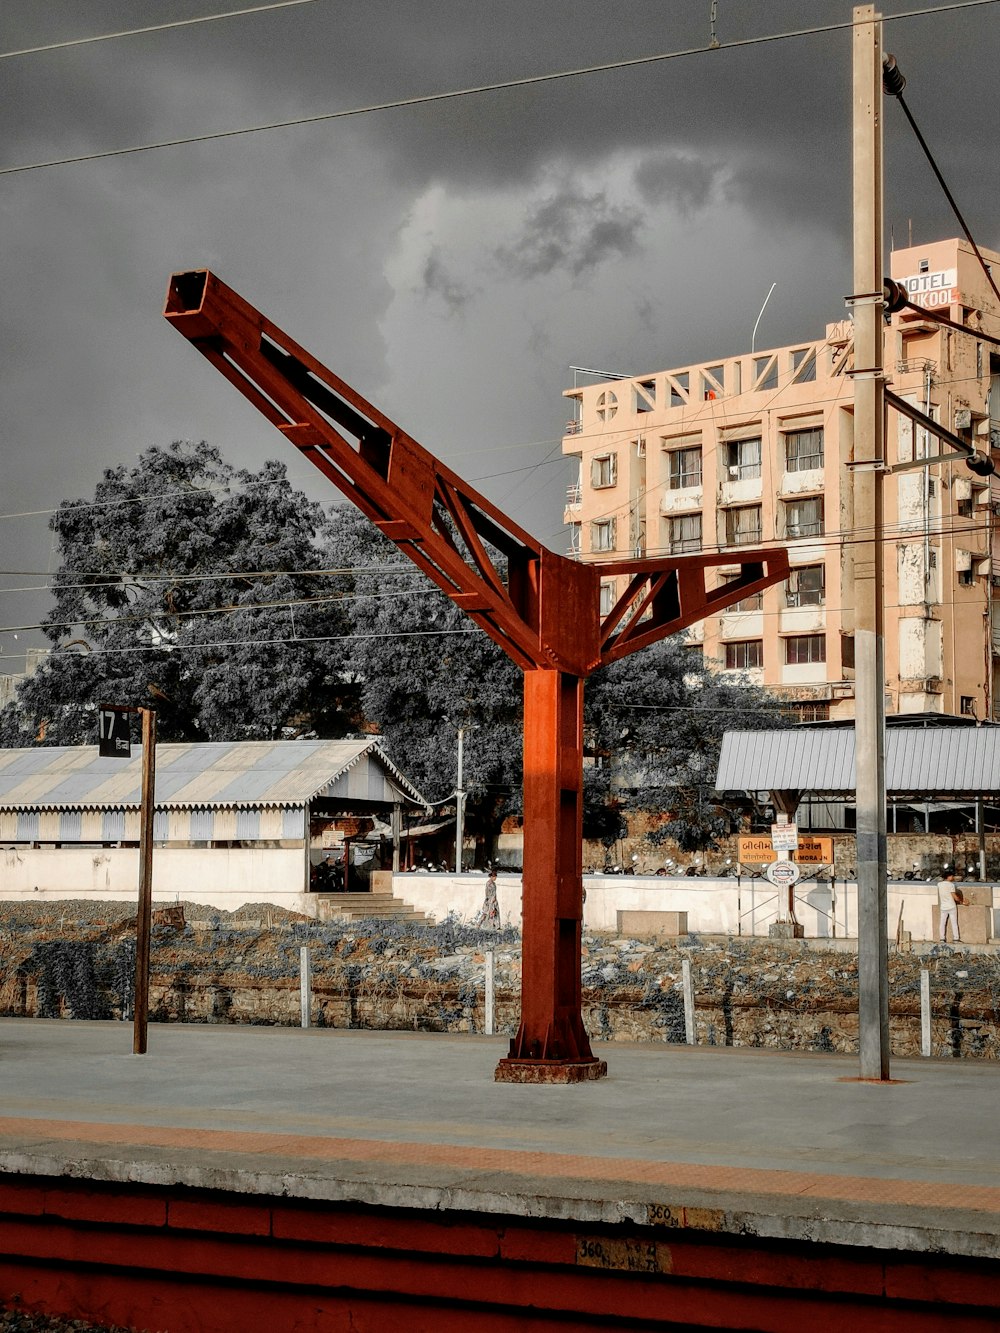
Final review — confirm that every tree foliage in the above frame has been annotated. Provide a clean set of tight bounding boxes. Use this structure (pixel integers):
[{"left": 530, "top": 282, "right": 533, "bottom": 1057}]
[
  {"left": 321, "top": 508, "right": 522, "bottom": 859},
  {"left": 0, "top": 442, "right": 358, "bottom": 745},
  {"left": 584, "top": 637, "right": 789, "bottom": 851}
]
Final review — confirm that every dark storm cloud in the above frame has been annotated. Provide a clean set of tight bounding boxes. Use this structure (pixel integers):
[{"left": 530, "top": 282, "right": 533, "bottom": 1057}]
[
  {"left": 634, "top": 152, "right": 722, "bottom": 214},
  {"left": 2, "top": 0, "right": 1000, "bottom": 667},
  {"left": 497, "top": 182, "right": 644, "bottom": 279},
  {"left": 421, "top": 248, "right": 471, "bottom": 312}
]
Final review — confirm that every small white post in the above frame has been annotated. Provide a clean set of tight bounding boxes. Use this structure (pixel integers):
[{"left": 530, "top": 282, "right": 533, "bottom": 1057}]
[
  {"left": 920, "top": 967, "right": 931, "bottom": 1058},
  {"left": 299, "top": 946, "right": 311, "bottom": 1029},
  {"left": 485, "top": 949, "right": 496, "bottom": 1035},
  {"left": 682, "top": 957, "right": 696, "bottom": 1045}
]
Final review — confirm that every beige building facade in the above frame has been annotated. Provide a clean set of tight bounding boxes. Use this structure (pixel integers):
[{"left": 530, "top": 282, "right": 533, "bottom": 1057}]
[{"left": 563, "top": 238, "right": 1000, "bottom": 721}]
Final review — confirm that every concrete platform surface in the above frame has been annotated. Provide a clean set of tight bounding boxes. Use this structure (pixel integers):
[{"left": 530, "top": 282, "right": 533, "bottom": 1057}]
[{"left": 2, "top": 1019, "right": 999, "bottom": 1258}]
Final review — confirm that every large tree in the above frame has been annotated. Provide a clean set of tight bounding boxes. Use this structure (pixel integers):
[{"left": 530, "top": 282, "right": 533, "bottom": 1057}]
[
  {"left": 0, "top": 442, "right": 359, "bottom": 745},
  {"left": 321, "top": 508, "right": 522, "bottom": 862},
  {"left": 584, "top": 637, "right": 789, "bottom": 851}
]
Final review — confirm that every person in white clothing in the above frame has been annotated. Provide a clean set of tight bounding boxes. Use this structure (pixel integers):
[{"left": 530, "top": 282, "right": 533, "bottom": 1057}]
[{"left": 937, "top": 872, "right": 962, "bottom": 943}]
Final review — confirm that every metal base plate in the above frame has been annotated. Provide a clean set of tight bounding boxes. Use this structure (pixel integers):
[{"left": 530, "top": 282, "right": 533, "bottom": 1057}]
[{"left": 494, "top": 1059, "right": 608, "bottom": 1084}]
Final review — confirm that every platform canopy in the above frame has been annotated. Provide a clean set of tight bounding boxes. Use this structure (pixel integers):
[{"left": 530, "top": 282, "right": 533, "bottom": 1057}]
[
  {"left": 716, "top": 724, "right": 1000, "bottom": 802},
  {"left": 0, "top": 739, "right": 427, "bottom": 812}
]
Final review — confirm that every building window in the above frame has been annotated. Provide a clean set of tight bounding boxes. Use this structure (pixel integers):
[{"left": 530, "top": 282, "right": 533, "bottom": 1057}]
[
  {"left": 725, "top": 505, "right": 762, "bottom": 547},
  {"left": 668, "top": 446, "right": 702, "bottom": 490},
  {"left": 591, "top": 453, "right": 617, "bottom": 488},
  {"left": 669, "top": 513, "right": 702, "bottom": 553},
  {"left": 784, "top": 634, "right": 826, "bottom": 665},
  {"left": 957, "top": 497, "right": 974, "bottom": 518},
  {"left": 596, "top": 390, "right": 618, "bottom": 422},
  {"left": 724, "top": 437, "right": 762, "bottom": 481},
  {"left": 599, "top": 580, "right": 616, "bottom": 616},
  {"left": 591, "top": 518, "right": 617, "bottom": 553},
  {"left": 785, "top": 564, "right": 825, "bottom": 607},
  {"left": 721, "top": 577, "right": 762, "bottom": 611},
  {"left": 958, "top": 568, "right": 974, "bottom": 586},
  {"left": 961, "top": 695, "right": 977, "bottom": 717},
  {"left": 784, "top": 427, "right": 824, "bottom": 472},
  {"left": 784, "top": 496, "right": 824, "bottom": 539},
  {"left": 725, "top": 639, "right": 763, "bottom": 670}
]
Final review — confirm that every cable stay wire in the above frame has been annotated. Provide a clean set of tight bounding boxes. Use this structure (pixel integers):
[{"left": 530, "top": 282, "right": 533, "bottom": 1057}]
[
  {"left": 883, "top": 55, "right": 1000, "bottom": 312},
  {"left": 0, "top": 1, "right": 327, "bottom": 61},
  {"left": 2, "top": 2, "right": 999, "bottom": 177}
]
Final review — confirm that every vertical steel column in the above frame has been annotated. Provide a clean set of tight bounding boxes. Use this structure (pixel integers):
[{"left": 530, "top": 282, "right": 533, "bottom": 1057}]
[
  {"left": 495, "top": 670, "right": 606, "bottom": 1082},
  {"left": 853, "top": 4, "right": 891, "bottom": 1079}
]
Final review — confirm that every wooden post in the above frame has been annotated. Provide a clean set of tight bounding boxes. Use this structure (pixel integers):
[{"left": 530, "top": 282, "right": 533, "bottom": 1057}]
[{"left": 132, "top": 707, "right": 156, "bottom": 1056}]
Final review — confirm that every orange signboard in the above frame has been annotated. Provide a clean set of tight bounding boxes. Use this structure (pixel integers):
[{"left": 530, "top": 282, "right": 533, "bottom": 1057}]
[{"left": 738, "top": 835, "right": 833, "bottom": 865}]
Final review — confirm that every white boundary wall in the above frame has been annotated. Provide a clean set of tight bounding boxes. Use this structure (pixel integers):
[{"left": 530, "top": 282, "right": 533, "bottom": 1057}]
[
  {"left": 0, "top": 846, "right": 307, "bottom": 914},
  {"left": 1, "top": 852, "right": 995, "bottom": 942},
  {"left": 392, "top": 872, "right": 997, "bottom": 943}
]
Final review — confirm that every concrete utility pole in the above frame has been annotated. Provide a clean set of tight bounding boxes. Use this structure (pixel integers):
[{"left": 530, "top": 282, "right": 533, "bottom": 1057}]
[{"left": 852, "top": 4, "right": 891, "bottom": 1079}]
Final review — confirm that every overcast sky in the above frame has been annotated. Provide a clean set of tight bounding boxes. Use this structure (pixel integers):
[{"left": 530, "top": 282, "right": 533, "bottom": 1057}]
[{"left": 2, "top": 0, "right": 999, "bottom": 670}]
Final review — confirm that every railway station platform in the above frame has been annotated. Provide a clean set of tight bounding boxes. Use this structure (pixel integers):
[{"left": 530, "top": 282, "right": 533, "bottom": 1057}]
[{"left": 1, "top": 1019, "right": 999, "bottom": 1330}]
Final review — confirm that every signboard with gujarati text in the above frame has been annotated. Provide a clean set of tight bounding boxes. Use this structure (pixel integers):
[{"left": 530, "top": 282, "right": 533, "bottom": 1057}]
[{"left": 738, "top": 835, "right": 833, "bottom": 866}]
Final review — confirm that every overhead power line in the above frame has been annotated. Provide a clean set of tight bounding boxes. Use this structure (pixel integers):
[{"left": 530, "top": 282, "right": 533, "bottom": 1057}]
[
  {"left": 883, "top": 51, "right": 1000, "bottom": 311},
  {"left": 2, "top": 1, "right": 998, "bottom": 178},
  {"left": 0, "top": 1, "right": 326, "bottom": 61}
]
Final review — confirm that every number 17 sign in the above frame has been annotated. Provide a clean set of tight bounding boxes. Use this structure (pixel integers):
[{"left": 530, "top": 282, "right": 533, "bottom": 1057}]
[{"left": 98, "top": 705, "right": 132, "bottom": 758}]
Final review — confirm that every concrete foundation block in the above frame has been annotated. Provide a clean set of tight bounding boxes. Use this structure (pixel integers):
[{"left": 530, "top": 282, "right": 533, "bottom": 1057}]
[
  {"left": 616, "top": 910, "right": 688, "bottom": 938},
  {"left": 768, "top": 921, "right": 805, "bottom": 940},
  {"left": 932, "top": 904, "right": 991, "bottom": 944}
]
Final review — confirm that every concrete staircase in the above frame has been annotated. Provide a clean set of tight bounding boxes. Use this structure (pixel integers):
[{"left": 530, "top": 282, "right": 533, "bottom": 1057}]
[{"left": 314, "top": 892, "right": 432, "bottom": 926}]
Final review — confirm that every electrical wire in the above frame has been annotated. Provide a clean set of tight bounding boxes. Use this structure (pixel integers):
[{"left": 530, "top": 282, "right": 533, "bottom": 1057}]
[
  {"left": 0, "top": 581, "right": 443, "bottom": 638},
  {"left": 0, "top": 1, "right": 327, "bottom": 61},
  {"left": 3, "top": 2, "right": 998, "bottom": 178},
  {"left": 886, "top": 84, "right": 1000, "bottom": 312}
]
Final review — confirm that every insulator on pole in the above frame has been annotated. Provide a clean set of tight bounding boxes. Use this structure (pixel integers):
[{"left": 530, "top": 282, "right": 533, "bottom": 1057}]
[
  {"left": 882, "top": 53, "right": 906, "bottom": 97},
  {"left": 966, "top": 451, "right": 996, "bottom": 478}
]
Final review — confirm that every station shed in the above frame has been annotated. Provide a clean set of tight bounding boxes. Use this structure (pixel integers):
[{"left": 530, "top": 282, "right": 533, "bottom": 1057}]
[{"left": 0, "top": 739, "right": 426, "bottom": 915}]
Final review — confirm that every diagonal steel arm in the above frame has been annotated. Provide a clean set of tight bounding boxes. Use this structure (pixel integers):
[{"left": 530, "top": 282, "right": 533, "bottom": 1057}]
[
  {"left": 163, "top": 269, "right": 591, "bottom": 672},
  {"left": 597, "top": 547, "right": 791, "bottom": 666}
]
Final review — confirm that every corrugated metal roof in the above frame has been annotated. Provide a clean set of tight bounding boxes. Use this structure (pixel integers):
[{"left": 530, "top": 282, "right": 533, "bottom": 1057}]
[
  {"left": 0, "top": 740, "right": 427, "bottom": 811},
  {"left": 716, "top": 726, "right": 1000, "bottom": 796}
]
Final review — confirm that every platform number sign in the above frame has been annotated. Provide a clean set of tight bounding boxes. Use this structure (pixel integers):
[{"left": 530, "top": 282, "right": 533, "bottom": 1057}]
[{"left": 98, "top": 706, "right": 131, "bottom": 758}]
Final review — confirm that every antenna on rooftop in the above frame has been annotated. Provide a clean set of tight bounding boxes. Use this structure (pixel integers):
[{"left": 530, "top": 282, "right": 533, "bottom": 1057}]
[{"left": 750, "top": 281, "right": 777, "bottom": 354}]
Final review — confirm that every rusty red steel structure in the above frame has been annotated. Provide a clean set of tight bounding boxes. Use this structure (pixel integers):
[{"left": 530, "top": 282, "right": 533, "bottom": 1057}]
[{"left": 164, "top": 270, "right": 790, "bottom": 1081}]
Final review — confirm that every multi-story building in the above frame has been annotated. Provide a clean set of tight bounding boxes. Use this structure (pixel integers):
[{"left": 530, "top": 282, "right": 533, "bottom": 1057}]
[{"left": 563, "top": 238, "right": 1000, "bottom": 721}]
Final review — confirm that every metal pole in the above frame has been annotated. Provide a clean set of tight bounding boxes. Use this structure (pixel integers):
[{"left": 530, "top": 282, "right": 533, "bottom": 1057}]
[
  {"left": 920, "top": 968, "right": 931, "bottom": 1057},
  {"left": 682, "top": 957, "right": 696, "bottom": 1045},
  {"left": 299, "top": 946, "right": 311, "bottom": 1028},
  {"left": 853, "top": 4, "right": 891, "bottom": 1080},
  {"left": 485, "top": 949, "right": 496, "bottom": 1036},
  {"left": 133, "top": 707, "right": 156, "bottom": 1056},
  {"left": 455, "top": 726, "right": 464, "bottom": 874}
]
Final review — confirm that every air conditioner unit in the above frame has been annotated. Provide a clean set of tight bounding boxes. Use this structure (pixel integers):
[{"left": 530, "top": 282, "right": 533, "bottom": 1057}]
[
  {"left": 926, "top": 677, "right": 944, "bottom": 694},
  {"left": 955, "top": 408, "right": 972, "bottom": 430}
]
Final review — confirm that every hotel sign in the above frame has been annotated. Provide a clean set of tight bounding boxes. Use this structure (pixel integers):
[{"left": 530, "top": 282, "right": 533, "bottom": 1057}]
[{"left": 899, "top": 267, "right": 958, "bottom": 310}]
